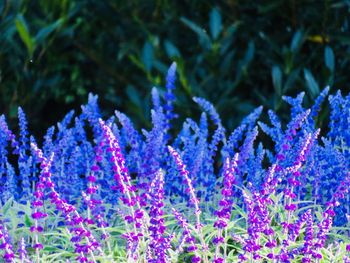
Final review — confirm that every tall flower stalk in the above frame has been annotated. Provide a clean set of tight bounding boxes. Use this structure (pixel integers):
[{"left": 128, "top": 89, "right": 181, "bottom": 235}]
[
  {"left": 147, "top": 170, "right": 172, "bottom": 262},
  {"left": 31, "top": 143, "right": 102, "bottom": 263},
  {"left": 99, "top": 119, "right": 146, "bottom": 261},
  {"left": 172, "top": 208, "right": 201, "bottom": 263},
  {"left": 81, "top": 139, "right": 111, "bottom": 254},
  {"left": 1, "top": 65, "right": 350, "bottom": 262},
  {"left": 213, "top": 153, "right": 239, "bottom": 263},
  {"left": 168, "top": 146, "right": 208, "bottom": 263},
  {"left": 0, "top": 224, "right": 15, "bottom": 263}
]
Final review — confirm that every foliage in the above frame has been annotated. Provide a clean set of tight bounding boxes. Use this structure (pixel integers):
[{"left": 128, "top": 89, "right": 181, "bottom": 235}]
[
  {"left": 1, "top": 0, "right": 350, "bottom": 134},
  {"left": 0, "top": 64, "right": 349, "bottom": 262}
]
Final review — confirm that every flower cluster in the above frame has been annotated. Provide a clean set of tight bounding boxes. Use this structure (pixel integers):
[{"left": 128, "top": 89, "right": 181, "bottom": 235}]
[
  {"left": 172, "top": 209, "right": 201, "bottom": 263},
  {"left": 31, "top": 143, "right": 102, "bottom": 262},
  {"left": 0, "top": 224, "right": 14, "bottom": 262},
  {"left": 0, "top": 64, "right": 349, "bottom": 262}
]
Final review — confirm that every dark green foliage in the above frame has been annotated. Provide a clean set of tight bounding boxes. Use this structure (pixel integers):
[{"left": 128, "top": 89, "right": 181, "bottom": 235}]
[{"left": 1, "top": 0, "right": 350, "bottom": 135}]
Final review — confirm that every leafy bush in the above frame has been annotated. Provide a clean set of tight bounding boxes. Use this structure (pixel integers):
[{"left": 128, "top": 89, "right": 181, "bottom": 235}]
[
  {"left": 0, "top": 64, "right": 350, "bottom": 262},
  {"left": 1, "top": 0, "right": 350, "bottom": 133}
]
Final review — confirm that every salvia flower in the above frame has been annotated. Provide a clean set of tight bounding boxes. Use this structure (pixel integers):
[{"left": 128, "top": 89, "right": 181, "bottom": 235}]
[
  {"left": 164, "top": 62, "right": 178, "bottom": 131},
  {"left": 168, "top": 146, "right": 208, "bottom": 260},
  {"left": 99, "top": 119, "right": 146, "bottom": 260},
  {"left": 193, "top": 97, "right": 222, "bottom": 127},
  {"left": 31, "top": 143, "right": 102, "bottom": 262},
  {"left": 172, "top": 209, "right": 201, "bottom": 263},
  {"left": 168, "top": 146, "right": 201, "bottom": 224},
  {"left": 18, "top": 237, "right": 30, "bottom": 263},
  {"left": 213, "top": 154, "right": 239, "bottom": 262},
  {"left": 0, "top": 224, "right": 15, "bottom": 263},
  {"left": 99, "top": 119, "right": 134, "bottom": 196},
  {"left": 1, "top": 64, "right": 350, "bottom": 262},
  {"left": 81, "top": 138, "right": 109, "bottom": 246},
  {"left": 147, "top": 170, "right": 171, "bottom": 262},
  {"left": 300, "top": 210, "right": 314, "bottom": 261}
]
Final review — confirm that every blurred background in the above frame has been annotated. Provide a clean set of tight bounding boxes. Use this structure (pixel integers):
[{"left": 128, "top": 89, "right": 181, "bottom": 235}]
[{"left": 1, "top": 0, "right": 350, "bottom": 136}]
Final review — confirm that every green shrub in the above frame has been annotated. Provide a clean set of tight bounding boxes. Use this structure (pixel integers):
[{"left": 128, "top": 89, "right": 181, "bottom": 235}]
[{"left": 1, "top": 0, "right": 349, "bottom": 134}]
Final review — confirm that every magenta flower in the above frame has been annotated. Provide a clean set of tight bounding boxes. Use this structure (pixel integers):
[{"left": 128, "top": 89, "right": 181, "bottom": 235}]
[
  {"left": 213, "top": 154, "right": 239, "bottom": 262},
  {"left": 81, "top": 139, "right": 110, "bottom": 246},
  {"left": 18, "top": 237, "right": 29, "bottom": 262},
  {"left": 147, "top": 170, "right": 172, "bottom": 262},
  {"left": 31, "top": 143, "right": 103, "bottom": 262},
  {"left": 0, "top": 224, "right": 15, "bottom": 263},
  {"left": 168, "top": 146, "right": 208, "bottom": 260},
  {"left": 168, "top": 146, "right": 201, "bottom": 225},
  {"left": 99, "top": 119, "right": 146, "bottom": 260},
  {"left": 172, "top": 209, "right": 201, "bottom": 262}
]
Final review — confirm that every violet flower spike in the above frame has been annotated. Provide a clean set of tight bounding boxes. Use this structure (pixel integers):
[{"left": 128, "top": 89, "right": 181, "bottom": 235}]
[
  {"left": 314, "top": 172, "right": 350, "bottom": 257},
  {"left": 213, "top": 153, "right": 239, "bottom": 262},
  {"left": 99, "top": 119, "right": 147, "bottom": 260},
  {"left": 81, "top": 139, "right": 111, "bottom": 254},
  {"left": 18, "top": 237, "right": 30, "bottom": 263},
  {"left": 241, "top": 186, "right": 274, "bottom": 261},
  {"left": 31, "top": 143, "right": 102, "bottom": 262},
  {"left": 172, "top": 209, "right": 201, "bottom": 263},
  {"left": 301, "top": 210, "right": 314, "bottom": 262},
  {"left": 30, "top": 149, "right": 54, "bottom": 260},
  {"left": 0, "top": 224, "right": 15, "bottom": 263},
  {"left": 168, "top": 146, "right": 208, "bottom": 262},
  {"left": 99, "top": 119, "right": 142, "bottom": 212},
  {"left": 282, "top": 130, "right": 320, "bottom": 235},
  {"left": 147, "top": 170, "right": 171, "bottom": 262}
]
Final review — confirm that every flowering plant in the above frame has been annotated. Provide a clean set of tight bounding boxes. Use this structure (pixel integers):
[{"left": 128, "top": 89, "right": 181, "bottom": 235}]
[{"left": 0, "top": 63, "right": 350, "bottom": 262}]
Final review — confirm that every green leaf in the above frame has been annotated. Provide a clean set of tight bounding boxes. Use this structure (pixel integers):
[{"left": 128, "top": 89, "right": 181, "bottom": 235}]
[
  {"left": 232, "top": 41, "right": 254, "bottom": 86},
  {"left": 15, "top": 15, "right": 35, "bottom": 57},
  {"left": 271, "top": 65, "right": 282, "bottom": 96},
  {"left": 220, "top": 23, "right": 239, "bottom": 55},
  {"left": 324, "top": 46, "right": 335, "bottom": 72},
  {"left": 24, "top": 214, "right": 33, "bottom": 227},
  {"left": 35, "top": 18, "right": 64, "bottom": 44},
  {"left": 180, "top": 17, "right": 211, "bottom": 50},
  {"left": 126, "top": 85, "right": 142, "bottom": 108},
  {"left": 164, "top": 40, "right": 181, "bottom": 58},
  {"left": 242, "top": 41, "right": 255, "bottom": 65},
  {"left": 220, "top": 50, "right": 235, "bottom": 74},
  {"left": 209, "top": 7, "right": 222, "bottom": 39},
  {"left": 303, "top": 68, "right": 320, "bottom": 97},
  {"left": 65, "top": 94, "right": 75, "bottom": 103},
  {"left": 290, "top": 30, "right": 303, "bottom": 53},
  {"left": 283, "top": 68, "right": 300, "bottom": 93},
  {"left": 1, "top": 197, "right": 13, "bottom": 215},
  {"left": 142, "top": 41, "right": 154, "bottom": 72},
  {"left": 258, "top": 0, "right": 284, "bottom": 13}
]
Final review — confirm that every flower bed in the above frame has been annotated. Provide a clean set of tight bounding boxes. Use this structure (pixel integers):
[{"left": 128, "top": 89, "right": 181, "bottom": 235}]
[{"left": 0, "top": 63, "right": 350, "bottom": 262}]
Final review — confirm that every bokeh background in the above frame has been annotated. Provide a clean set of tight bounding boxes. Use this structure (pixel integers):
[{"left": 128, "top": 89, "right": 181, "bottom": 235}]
[{"left": 1, "top": 0, "right": 350, "bottom": 136}]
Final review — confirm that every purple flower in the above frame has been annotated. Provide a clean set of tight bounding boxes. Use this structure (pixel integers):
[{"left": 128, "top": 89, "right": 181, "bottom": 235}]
[
  {"left": 100, "top": 119, "right": 148, "bottom": 259},
  {"left": 213, "top": 257, "right": 224, "bottom": 263},
  {"left": 31, "top": 143, "right": 103, "bottom": 261},
  {"left": 168, "top": 146, "right": 201, "bottom": 216},
  {"left": 147, "top": 170, "right": 171, "bottom": 262},
  {"left": 0, "top": 225, "right": 15, "bottom": 263},
  {"left": 191, "top": 256, "right": 201, "bottom": 262},
  {"left": 18, "top": 238, "right": 29, "bottom": 261},
  {"left": 213, "top": 154, "right": 239, "bottom": 260},
  {"left": 164, "top": 62, "right": 179, "bottom": 131},
  {"left": 172, "top": 209, "right": 201, "bottom": 262},
  {"left": 193, "top": 97, "right": 222, "bottom": 127},
  {"left": 99, "top": 119, "right": 135, "bottom": 196},
  {"left": 284, "top": 203, "right": 297, "bottom": 211},
  {"left": 265, "top": 240, "right": 277, "bottom": 249},
  {"left": 241, "top": 189, "right": 272, "bottom": 260}
]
